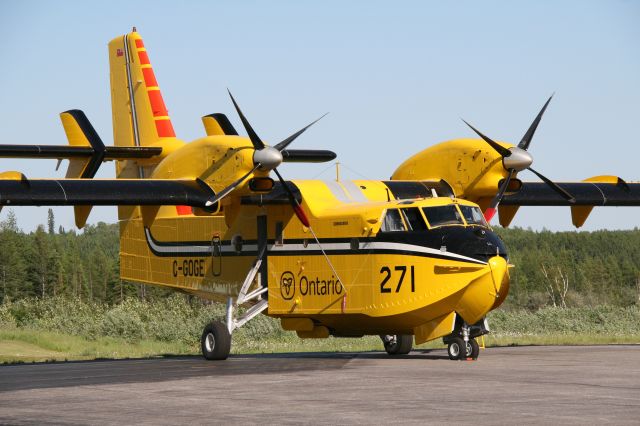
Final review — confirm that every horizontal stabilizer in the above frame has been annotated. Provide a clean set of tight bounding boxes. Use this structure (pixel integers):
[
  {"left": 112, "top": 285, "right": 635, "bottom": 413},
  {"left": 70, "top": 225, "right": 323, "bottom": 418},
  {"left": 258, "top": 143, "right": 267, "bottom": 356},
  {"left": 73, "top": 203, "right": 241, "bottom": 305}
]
[
  {"left": 0, "top": 109, "right": 162, "bottom": 176},
  {"left": 0, "top": 144, "right": 161, "bottom": 160}
]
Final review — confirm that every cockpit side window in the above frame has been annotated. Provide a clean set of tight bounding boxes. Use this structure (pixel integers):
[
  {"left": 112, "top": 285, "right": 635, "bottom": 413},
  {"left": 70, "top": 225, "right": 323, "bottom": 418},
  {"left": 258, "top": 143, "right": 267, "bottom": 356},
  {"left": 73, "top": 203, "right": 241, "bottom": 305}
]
[
  {"left": 422, "top": 205, "right": 464, "bottom": 227},
  {"left": 401, "top": 207, "right": 427, "bottom": 231},
  {"left": 381, "top": 209, "right": 406, "bottom": 232},
  {"left": 459, "top": 205, "right": 488, "bottom": 226}
]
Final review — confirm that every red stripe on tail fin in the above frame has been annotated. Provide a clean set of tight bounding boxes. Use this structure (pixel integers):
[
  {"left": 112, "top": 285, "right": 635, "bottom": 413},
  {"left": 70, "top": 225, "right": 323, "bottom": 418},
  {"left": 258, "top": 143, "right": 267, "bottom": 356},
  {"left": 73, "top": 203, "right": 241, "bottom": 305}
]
[
  {"left": 137, "top": 51, "right": 150, "bottom": 64},
  {"left": 155, "top": 120, "right": 176, "bottom": 138},
  {"left": 147, "top": 90, "right": 169, "bottom": 116},
  {"left": 141, "top": 68, "right": 158, "bottom": 87}
]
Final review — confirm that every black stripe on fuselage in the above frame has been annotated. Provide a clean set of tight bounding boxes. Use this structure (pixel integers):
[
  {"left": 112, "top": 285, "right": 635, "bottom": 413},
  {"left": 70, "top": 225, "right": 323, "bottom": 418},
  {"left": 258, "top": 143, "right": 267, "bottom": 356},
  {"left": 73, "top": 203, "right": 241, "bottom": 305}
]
[{"left": 143, "top": 227, "right": 495, "bottom": 265}]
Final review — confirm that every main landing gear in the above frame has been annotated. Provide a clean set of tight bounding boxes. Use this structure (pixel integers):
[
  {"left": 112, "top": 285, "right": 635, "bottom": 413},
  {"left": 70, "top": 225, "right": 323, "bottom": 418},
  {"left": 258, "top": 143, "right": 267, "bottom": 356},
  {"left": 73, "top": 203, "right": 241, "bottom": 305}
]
[
  {"left": 443, "top": 317, "right": 489, "bottom": 361},
  {"left": 201, "top": 322, "right": 231, "bottom": 360},
  {"left": 200, "top": 256, "right": 268, "bottom": 361},
  {"left": 380, "top": 334, "right": 413, "bottom": 355}
]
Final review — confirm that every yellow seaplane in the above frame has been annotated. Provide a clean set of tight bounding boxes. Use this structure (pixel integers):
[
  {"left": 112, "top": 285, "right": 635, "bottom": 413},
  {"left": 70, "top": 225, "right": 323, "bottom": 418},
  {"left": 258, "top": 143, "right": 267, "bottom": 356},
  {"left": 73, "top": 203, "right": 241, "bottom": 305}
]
[{"left": 1, "top": 29, "right": 638, "bottom": 361}]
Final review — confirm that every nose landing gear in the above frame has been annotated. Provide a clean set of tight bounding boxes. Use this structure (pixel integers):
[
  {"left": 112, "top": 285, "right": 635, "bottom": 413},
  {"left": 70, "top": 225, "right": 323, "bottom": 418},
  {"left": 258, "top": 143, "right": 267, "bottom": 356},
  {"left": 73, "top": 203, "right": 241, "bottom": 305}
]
[
  {"left": 443, "top": 316, "right": 488, "bottom": 360},
  {"left": 446, "top": 336, "right": 480, "bottom": 360}
]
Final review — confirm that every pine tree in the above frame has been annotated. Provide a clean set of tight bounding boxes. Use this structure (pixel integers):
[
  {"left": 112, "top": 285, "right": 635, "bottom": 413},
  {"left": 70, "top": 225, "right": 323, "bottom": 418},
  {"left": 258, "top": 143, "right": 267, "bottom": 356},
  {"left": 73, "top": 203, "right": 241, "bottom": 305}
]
[{"left": 47, "top": 209, "right": 55, "bottom": 235}]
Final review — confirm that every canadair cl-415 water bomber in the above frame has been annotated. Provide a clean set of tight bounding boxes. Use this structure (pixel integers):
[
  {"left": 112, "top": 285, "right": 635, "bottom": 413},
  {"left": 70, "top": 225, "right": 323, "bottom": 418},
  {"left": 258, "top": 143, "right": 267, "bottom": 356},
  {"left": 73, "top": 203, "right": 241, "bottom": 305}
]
[{"left": 1, "top": 29, "right": 638, "bottom": 360}]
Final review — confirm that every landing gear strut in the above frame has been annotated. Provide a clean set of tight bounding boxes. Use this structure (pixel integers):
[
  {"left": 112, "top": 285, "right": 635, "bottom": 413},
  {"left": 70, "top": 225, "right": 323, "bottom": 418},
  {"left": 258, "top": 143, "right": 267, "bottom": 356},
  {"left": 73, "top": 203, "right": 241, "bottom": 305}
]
[{"left": 200, "top": 241, "right": 269, "bottom": 361}]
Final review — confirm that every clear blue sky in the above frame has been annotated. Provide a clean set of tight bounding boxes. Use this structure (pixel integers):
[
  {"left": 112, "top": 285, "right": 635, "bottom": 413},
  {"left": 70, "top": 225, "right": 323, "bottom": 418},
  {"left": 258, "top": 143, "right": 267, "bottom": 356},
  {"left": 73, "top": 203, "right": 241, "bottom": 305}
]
[{"left": 0, "top": 0, "right": 638, "bottom": 232}]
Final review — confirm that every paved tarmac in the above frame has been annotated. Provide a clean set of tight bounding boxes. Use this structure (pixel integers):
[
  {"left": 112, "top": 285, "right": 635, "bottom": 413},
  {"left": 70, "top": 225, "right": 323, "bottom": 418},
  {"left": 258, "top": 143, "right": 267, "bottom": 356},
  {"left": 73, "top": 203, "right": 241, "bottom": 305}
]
[{"left": 0, "top": 345, "right": 639, "bottom": 425}]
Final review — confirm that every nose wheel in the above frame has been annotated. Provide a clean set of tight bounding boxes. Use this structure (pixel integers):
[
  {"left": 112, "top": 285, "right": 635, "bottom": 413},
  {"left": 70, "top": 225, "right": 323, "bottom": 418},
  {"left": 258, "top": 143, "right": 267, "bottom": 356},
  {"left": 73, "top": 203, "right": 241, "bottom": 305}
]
[{"left": 447, "top": 337, "right": 479, "bottom": 360}]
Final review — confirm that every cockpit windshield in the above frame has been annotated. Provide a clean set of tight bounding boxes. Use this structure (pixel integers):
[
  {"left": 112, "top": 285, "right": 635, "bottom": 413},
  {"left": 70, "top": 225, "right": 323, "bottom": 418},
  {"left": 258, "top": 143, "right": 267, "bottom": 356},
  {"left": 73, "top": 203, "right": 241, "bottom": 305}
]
[
  {"left": 422, "top": 205, "right": 464, "bottom": 227},
  {"left": 401, "top": 207, "right": 427, "bottom": 231},
  {"left": 381, "top": 209, "right": 406, "bottom": 232},
  {"left": 459, "top": 205, "right": 488, "bottom": 226},
  {"left": 381, "top": 204, "right": 488, "bottom": 232}
]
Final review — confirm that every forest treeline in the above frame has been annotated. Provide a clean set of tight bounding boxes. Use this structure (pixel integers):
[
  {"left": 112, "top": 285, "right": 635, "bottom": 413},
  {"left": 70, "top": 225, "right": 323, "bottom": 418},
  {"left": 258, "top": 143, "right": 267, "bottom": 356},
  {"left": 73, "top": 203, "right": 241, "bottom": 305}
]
[{"left": 0, "top": 209, "right": 638, "bottom": 309}]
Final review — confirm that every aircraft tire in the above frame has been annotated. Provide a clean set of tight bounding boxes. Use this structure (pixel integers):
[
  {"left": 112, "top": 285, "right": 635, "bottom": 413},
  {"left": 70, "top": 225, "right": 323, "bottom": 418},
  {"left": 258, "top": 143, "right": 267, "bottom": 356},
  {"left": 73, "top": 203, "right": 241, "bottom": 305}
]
[
  {"left": 468, "top": 338, "right": 480, "bottom": 360},
  {"left": 201, "top": 322, "right": 231, "bottom": 360},
  {"left": 447, "top": 337, "right": 466, "bottom": 360},
  {"left": 381, "top": 334, "right": 413, "bottom": 355}
]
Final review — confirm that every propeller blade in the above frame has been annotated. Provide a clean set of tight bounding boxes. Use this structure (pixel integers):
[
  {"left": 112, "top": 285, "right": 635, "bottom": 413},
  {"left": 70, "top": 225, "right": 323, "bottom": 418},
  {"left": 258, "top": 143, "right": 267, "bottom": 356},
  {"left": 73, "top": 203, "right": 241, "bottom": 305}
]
[
  {"left": 273, "top": 113, "right": 329, "bottom": 152},
  {"left": 273, "top": 168, "right": 310, "bottom": 227},
  {"left": 462, "top": 119, "right": 512, "bottom": 158},
  {"left": 518, "top": 94, "right": 553, "bottom": 151},
  {"left": 485, "top": 169, "right": 516, "bottom": 222},
  {"left": 205, "top": 164, "right": 261, "bottom": 207},
  {"left": 227, "top": 89, "right": 265, "bottom": 150},
  {"left": 527, "top": 167, "right": 576, "bottom": 203}
]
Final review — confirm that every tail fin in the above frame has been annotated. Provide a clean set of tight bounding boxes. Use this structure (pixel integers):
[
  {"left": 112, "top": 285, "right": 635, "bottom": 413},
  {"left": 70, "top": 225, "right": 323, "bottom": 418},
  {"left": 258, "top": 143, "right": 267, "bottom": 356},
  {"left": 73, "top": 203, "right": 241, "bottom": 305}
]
[
  {"left": 108, "top": 28, "right": 185, "bottom": 234},
  {"left": 108, "top": 28, "right": 177, "bottom": 147}
]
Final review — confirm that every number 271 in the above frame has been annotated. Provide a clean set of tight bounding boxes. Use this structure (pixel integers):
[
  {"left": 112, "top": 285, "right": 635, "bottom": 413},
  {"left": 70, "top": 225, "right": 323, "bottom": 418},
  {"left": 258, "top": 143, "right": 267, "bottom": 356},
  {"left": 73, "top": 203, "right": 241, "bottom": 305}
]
[{"left": 380, "top": 266, "right": 415, "bottom": 293}]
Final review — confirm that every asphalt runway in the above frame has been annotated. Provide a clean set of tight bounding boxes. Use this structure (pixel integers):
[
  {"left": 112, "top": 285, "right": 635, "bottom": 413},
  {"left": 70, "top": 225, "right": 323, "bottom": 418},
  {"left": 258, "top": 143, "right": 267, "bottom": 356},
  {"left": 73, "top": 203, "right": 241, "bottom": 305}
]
[{"left": 0, "top": 345, "right": 639, "bottom": 425}]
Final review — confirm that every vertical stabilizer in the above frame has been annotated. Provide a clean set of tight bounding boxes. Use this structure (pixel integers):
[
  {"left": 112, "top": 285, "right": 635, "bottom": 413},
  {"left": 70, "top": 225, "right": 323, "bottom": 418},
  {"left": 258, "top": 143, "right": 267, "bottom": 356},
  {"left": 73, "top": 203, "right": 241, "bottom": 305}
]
[
  {"left": 109, "top": 29, "right": 184, "bottom": 220},
  {"left": 109, "top": 29, "right": 177, "bottom": 148}
]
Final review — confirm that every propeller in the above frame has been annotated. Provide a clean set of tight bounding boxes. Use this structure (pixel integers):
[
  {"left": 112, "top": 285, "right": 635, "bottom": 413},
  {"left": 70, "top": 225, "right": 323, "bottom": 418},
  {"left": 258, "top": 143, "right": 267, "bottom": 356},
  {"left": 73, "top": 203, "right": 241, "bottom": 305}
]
[
  {"left": 463, "top": 95, "right": 575, "bottom": 222},
  {"left": 205, "top": 90, "right": 327, "bottom": 209}
]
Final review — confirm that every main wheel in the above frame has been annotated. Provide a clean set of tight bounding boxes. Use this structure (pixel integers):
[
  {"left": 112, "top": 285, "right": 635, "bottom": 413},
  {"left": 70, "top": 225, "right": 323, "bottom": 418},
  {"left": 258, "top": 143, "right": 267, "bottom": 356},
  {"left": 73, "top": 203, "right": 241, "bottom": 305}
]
[
  {"left": 201, "top": 321, "right": 231, "bottom": 360},
  {"left": 447, "top": 337, "right": 466, "bottom": 360},
  {"left": 380, "top": 334, "right": 413, "bottom": 355}
]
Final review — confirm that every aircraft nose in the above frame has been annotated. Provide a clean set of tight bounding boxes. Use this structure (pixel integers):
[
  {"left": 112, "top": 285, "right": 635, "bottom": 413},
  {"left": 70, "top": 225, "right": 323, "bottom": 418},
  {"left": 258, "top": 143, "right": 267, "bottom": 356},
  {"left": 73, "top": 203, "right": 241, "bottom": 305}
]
[
  {"left": 488, "top": 255, "right": 510, "bottom": 309},
  {"left": 466, "top": 228, "right": 508, "bottom": 262}
]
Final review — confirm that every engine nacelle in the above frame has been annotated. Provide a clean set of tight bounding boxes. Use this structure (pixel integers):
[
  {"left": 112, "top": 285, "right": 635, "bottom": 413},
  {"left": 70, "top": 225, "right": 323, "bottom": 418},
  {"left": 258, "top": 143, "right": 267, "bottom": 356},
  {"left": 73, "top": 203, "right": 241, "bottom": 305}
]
[{"left": 391, "top": 138, "right": 512, "bottom": 203}]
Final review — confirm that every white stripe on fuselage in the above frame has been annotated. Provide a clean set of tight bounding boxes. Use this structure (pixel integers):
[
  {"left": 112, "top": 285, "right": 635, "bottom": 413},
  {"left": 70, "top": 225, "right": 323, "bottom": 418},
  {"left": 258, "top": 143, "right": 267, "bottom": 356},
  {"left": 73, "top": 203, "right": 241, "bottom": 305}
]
[{"left": 144, "top": 228, "right": 486, "bottom": 264}]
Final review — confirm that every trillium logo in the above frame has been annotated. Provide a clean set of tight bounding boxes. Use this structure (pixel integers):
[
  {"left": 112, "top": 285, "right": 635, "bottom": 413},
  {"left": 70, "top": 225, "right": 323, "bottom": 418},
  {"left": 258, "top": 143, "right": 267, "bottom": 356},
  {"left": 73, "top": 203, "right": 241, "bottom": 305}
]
[{"left": 280, "top": 271, "right": 295, "bottom": 300}]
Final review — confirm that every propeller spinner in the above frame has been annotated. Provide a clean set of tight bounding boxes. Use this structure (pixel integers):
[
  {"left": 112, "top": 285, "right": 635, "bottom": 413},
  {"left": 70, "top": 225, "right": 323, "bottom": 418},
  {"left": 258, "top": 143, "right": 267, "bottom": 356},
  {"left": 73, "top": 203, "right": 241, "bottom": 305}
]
[{"left": 463, "top": 95, "right": 575, "bottom": 222}]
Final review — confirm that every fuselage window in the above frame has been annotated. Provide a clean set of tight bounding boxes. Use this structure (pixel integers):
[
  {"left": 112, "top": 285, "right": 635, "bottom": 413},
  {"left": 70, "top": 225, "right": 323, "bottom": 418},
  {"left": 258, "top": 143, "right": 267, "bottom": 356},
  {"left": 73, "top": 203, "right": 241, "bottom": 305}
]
[
  {"left": 381, "top": 209, "right": 406, "bottom": 232},
  {"left": 459, "top": 205, "right": 488, "bottom": 226},
  {"left": 401, "top": 207, "right": 428, "bottom": 231},
  {"left": 422, "top": 205, "right": 464, "bottom": 227}
]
